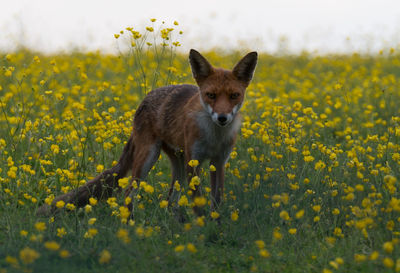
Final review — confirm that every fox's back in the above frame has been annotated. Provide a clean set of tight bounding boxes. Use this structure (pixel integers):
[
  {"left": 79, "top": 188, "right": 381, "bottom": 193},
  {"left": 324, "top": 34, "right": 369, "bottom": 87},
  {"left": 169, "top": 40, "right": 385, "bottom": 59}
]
[{"left": 133, "top": 84, "right": 200, "bottom": 146}]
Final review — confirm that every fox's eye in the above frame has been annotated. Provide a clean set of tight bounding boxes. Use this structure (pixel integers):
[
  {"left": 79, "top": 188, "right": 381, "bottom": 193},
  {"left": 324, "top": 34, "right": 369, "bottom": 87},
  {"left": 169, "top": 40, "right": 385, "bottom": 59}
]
[
  {"left": 230, "top": 93, "right": 240, "bottom": 100},
  {"left": 206, "top": 92, "right": 216, "bottom": 99}
]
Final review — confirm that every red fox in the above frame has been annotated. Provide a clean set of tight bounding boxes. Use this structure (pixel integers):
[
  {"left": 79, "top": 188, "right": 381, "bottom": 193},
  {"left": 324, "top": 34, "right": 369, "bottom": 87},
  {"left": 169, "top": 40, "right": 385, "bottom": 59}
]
[{"left": 37, "top": 49, "right": 257, "bottom": 217}]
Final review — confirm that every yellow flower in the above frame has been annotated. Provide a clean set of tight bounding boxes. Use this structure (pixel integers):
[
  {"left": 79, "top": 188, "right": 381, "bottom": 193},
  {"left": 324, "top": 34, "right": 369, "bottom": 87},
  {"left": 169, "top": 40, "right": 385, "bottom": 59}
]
[
  {"left": 88, "top": 218, "right": 97, "bottom": 225},
  {"left": 159, "top": 200, "right": 168, "bottom": 208},
  {"left": 5, "top": 255, "right": 18, "bottom": 266},
  {"left": 383, "top": 241, "right": 394, "bottom": 253},
  {"left": 315, "top": 160, "right": 326, "bottom": 170},
  {"left": 312, "top": 205, "right": 321, "bottom": 212},
  {"left": 188, "top": 159, "right": 199, "bottom": 167},
  {"left": 195, "top": 216, "right": 205, "bottom": 227},
  {"left": 133, "top": 226, "right": 144, "bottom": 237},
  {"left": 59, "top": 250, "right": 70, "bottom": 258},
  {"left": 66, "top": 203, "right": 76, "bottom": 211},
  {"left": 354, "top": 253, "right": 367, "bottom": 263},
  {"left": 107, "top": 197, "right": 118, "bottom": 208},
  {"left": 57, "top": 228, "right": 67, "bottom": 238},
  {"left": 304, "top": 155, "right": 315, "bottom": 162},
  {"left": 325, "top": 236, "right": 336, "bottom": 246},
  {"left": 84, "top": 228, "right": 98, "bottom": 238},
  {"left": 383, "top": 257, "right": 394, "bottom": 268},
  {"left": 19, "top": 247, "right": 40, "bottom": 264},
  {"left": 96, "top": 164, "right": 104, "bottom": 173},
  {"left": 332, "top": 208, "right": 340, "bottom": 215},
  {"left": 144, "top": 184, "right": 154, "bottom": 194},
  {"left": 118, "top": 177, "right": 130, "bottom": 189},
  {"left": 231, "top": 211, "right": 239, "bottom": 221},
  {"left": 335, "top": 257, "right": 344, "bottom": 265},
  {"left": 187, "top": 243, "right": 197, "bottom": 253},
  {"left": 178, "top": 195, "right": 188, "bottom": 206},
  {"left": 255, "top": 240, "right": 265, "bottom": 249},
  {"left": 34, "top": 222, "right": 46, "bottom": 232},
  {"left": 117, "top": 228, "right": 130, "bottom": 244},
  {"left": 85, "top": 204, "right": 92, "bottom": 213},
  {"left": 99, "top": 249, "right": 111, "bottom": 264},
  {"left": 89, "top": 197, "right": 98, "bottom": 206},
  {"left": 194, "top": 196, "right": 207, "bottom": 207},
  {"left": 295, "top": 209, "right": 304, "bottom": 219},
  {"left": 189, "top": 176, "right": 201, "bottom": 190},
  {"left": 4, "top": 69, "right": 12, "bottom": 77},
  {"left": 174, "top": 245, "right": 185, "bottom": 252},
  {"left": 51, "top": 144, "right": 60, "bottom": 154},
  {"left": 369, "top": 251, "right": 379, "bottom": 260},
  {"left": 279, "top": 210, "right": 290, "bottom": 221},
  {"left": 119, "top": 206, "right": 131, "bottom": 220},
  {"left": 288, "top": 228, "right": 297, "bottom": 234},
  {"left": 55, "top": 200, "right": 65, "bottom": 208},
  {"left": 287, "top": 173, "right": 296, "bottom": 180},
  {"left": 209, "top": 165, "right": 216, "bottom": 172},
  {"left": 44, "top": 241, "right": 60, "bottom": 251},
  {"left": 184, "top": 223, "right": 192, "bottom": 231},
  {"left": 273, "top": 229, "right": 282, "bottom": 241},
  {"left": 210, "top": 211, "right": 220, "bottom": 219},
  {"left": 259, "top": 249, "right": 270, "bottom": 258}
]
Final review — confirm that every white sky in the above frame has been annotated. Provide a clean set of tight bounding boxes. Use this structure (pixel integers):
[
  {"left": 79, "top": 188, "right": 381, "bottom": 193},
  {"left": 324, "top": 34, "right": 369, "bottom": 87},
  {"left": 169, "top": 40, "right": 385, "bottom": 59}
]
[{"left": 1, "top": 0, "right": 400, "bottom": 54}]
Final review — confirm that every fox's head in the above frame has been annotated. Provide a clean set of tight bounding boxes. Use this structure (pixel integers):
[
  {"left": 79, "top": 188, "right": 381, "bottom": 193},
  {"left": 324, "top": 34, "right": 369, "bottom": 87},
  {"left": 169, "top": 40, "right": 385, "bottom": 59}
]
[{"left": 189, "top": 49, "right": 257, "bottom": 127}]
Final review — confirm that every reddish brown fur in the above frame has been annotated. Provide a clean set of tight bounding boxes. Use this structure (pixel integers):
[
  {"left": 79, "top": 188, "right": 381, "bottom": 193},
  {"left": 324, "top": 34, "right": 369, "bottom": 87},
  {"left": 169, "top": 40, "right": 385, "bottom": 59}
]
[{"left": 37, "top": 50, "right": 257, "bottom": 218}]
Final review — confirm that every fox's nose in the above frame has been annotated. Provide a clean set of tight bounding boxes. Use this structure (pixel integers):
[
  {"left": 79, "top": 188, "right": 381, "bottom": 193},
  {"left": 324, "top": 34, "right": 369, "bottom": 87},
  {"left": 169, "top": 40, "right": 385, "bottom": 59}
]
[{"left": 217, "top": 114, "right": 228, "bottom": 124}]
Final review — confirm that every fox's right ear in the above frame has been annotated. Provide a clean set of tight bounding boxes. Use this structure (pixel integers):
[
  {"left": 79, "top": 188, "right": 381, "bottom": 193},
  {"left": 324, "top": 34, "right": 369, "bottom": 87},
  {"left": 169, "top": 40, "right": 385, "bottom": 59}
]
[
  {"left": 232, "top": 52, "right": 258, "bottom": 85},
  {"left": 189, "top": 49, "right": 213, "bottom": 83}
]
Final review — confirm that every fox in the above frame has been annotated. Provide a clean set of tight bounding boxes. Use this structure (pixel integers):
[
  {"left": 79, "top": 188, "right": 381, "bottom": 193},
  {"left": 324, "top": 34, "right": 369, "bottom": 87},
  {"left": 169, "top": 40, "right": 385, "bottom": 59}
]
[{"left": 37, "top": 49, "right": 258, "bottom": 217}]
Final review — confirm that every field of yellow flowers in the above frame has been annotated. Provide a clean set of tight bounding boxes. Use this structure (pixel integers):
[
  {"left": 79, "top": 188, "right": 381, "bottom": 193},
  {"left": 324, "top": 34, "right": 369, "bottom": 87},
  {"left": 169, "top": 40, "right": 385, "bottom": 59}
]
[{"left": 1, "top": 24, "right": 400, "bottom": 273}]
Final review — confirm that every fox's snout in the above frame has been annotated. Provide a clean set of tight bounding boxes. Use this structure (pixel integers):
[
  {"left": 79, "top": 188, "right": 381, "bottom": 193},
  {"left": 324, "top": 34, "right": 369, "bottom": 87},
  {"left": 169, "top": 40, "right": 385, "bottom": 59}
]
[
  {"left": 212, "top": 112, "right": 231, "bottom": 126},
  {"left": 208, "top": 104, "right": 241, "bottom": 127},
  {"left": 217, "top": 114, "right": 228, "bottom": 124}
]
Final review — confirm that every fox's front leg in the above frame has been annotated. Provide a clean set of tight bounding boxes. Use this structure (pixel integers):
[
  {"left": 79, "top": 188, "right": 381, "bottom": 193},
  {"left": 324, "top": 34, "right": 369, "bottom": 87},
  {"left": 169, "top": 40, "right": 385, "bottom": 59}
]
[{"left": 210, "top": 160, "right": 225, "bottom": 211}]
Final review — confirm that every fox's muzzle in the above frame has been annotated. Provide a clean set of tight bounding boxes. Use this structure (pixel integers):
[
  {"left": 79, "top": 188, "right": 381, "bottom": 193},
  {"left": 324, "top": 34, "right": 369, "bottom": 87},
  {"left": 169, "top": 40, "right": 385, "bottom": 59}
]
[{"left": 217, "top": 114, "right": 228, "bottom": 126}]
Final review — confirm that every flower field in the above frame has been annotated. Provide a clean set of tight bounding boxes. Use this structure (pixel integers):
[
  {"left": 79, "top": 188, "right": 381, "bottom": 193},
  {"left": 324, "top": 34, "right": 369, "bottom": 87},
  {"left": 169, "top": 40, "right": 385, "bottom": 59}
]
[{"left": 1, "top": 24, "right": 400, "bottom": 272}]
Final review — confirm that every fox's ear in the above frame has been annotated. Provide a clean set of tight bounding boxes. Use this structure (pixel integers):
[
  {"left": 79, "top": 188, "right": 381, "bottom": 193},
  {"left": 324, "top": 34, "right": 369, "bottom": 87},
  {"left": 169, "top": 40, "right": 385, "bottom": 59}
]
[
  {"left": 189, "top": 49, "right": 213, "bottom": 83},
  {"left": 232, "top": 52, "right": 258, "bottom": 85}
]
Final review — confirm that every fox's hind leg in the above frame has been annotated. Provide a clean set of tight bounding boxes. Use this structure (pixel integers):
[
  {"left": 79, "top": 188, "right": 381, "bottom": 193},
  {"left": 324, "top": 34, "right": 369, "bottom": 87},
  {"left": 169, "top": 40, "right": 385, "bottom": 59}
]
[
  {"left": 163, "top": 144, "right": 185, "bottom": 205},
  {"left": 124, "top": 136, "right": 161, "bottom": 214},
  {"left": 162, "top": 144, "right": 187, "bottom": 222}
]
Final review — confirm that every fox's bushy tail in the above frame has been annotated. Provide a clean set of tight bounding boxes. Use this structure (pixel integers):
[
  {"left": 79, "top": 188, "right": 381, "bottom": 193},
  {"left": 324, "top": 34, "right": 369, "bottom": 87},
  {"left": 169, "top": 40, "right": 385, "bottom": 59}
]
[{"left": 36, "top": 135, "right": 135, "bottom": 216}]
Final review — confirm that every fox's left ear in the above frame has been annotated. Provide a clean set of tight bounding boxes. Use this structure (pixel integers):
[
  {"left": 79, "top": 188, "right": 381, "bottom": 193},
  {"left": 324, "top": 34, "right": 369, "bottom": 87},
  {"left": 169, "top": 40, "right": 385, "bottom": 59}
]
[
  {"left": 189, "top": 49, "right": 213, "bottom": 83},
  {"left": 232, "top": 52, "right": 258, "bottom": 85}
]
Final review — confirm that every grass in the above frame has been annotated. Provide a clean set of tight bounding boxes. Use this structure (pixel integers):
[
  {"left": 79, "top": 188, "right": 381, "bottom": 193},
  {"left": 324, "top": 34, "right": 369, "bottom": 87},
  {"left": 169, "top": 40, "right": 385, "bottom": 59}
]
[{"left": 1, "top": 23, "right": 400, "bottom": 273}]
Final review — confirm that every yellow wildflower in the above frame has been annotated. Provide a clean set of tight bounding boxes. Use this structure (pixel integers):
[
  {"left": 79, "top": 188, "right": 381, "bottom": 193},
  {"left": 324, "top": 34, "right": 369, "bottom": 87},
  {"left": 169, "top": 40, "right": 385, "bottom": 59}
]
[
  {"left": 19, "top": 247, "right": 40, "bottom": 264},
  {"left": 44, "top": 241, "right": 60, "bottom": 251},
  {"left": 99, "top": 249, "right": 111, "bottom": 264}
]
